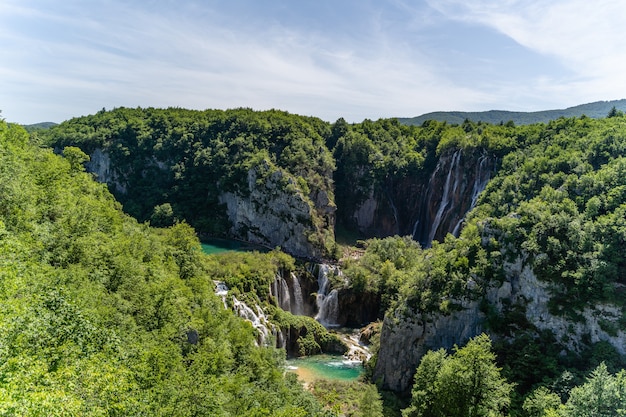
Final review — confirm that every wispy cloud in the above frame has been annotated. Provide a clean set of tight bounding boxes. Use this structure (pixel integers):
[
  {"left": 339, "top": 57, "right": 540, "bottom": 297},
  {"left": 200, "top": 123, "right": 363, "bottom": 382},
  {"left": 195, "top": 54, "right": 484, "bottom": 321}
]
[
  {"left": 426, "top": 0, "right": 626, "bottom": 106},
  {"left": 2, "top": 0, "right": 623, "bottom": 124}
]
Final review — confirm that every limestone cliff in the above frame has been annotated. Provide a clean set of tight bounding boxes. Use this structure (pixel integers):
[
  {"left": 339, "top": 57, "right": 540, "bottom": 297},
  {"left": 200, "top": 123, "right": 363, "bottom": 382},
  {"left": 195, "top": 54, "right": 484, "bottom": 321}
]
[
  {"left": 219, "top": 165, "right": 336, "bottom": 259},
  {"left": 373, "top": 253, "right": 626, "bottom": 393},
  {"left": 85, "top": 148, "right": 127, "bottom": 194},
  {"left": 348, "top": 148, "right": 497, "bottom": 246},
  {"left": 85, "top": 147, "right": 336, "bottom": 259}
]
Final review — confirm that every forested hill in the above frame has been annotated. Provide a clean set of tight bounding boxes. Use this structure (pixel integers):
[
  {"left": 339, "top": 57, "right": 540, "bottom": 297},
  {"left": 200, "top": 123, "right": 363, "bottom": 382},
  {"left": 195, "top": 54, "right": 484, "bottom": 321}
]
[
  {"left": 0, "top": 120, "right": 328, "bottom": 416},
  {"left": 399, "top": 99, "right": 626, "bottom": 126},
  {"left": 8, "top": 107, "right": 626, "bottom": 415}
]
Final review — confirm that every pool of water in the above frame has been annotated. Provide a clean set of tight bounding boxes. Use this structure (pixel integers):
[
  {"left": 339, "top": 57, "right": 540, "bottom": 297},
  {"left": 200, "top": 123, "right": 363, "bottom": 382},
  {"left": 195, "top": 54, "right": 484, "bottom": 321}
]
[
  {"left": 200, "top": 239, "right": 244, "bottom": 255},
  {"left": 200, "top": 238, "right": 270, "bottom": 255},
  {"left": 286, "top": 354, "right": 364, "bottom": 383}
]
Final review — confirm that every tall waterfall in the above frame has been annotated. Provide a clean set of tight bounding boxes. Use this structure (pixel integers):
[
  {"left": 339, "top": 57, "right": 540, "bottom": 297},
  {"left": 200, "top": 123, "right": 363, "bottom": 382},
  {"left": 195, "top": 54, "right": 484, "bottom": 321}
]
[
  {"left": 427, "top": 149, "right": 462, "bottom": 245},
  {"left": 270, "top": 271, "right": 306, "bottom": 316},
  {"left": 314, "top": 264, "right": 341, "bottom": 327},
  {"left": 290, "top": 272, "right": 305, "bottom": 316},
  {"left": 412, "top": 148, "right": 496, "bottom": 246}
]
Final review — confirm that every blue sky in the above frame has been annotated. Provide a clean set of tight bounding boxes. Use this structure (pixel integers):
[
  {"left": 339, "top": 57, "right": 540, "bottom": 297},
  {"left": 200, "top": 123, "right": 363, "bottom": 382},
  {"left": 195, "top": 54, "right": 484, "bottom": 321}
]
[{"left": 2, "top": 0, "right": 626, "bottom": 124}]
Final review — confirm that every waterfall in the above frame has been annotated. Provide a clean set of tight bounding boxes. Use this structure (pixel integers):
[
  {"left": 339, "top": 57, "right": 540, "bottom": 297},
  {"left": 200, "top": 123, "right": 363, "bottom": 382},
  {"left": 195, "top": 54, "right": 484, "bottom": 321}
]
[
  {"left": 214, "top": 281, "right": 273, "bottom": 347},
  {"left": 451, "top": 152, "right": 492, "bottom": 237},
  {"left": 427, "top": 150, "right": 462, "bottom": 244},
  {"left": 232, "top": 296, "right": 272, "bottom": 346},
  {"left": 214, "top": 280, "right": 229, "bottom": 308},
  {"left": 278, "top": 276, "right": 291, "bottom": 312},
  {"left": 314, "top": 264, "right": 341, "bottom": 327},
  {"left": 290, "top": 272, "right": 304, "bottom": 316},
  {"left": 470, "top": 153, "right": 491, "bottom": 209},
  {"left": 270, "top": 272, "right": 306, "bottom": 316}
]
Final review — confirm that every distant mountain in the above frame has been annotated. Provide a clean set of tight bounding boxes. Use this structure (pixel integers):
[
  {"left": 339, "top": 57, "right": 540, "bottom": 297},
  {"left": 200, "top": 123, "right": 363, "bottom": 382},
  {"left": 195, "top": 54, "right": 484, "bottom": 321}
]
[
  {"left": 22, "top": 121, "right": 57, "bottom": 132},
  {"left": 399, "top": 99, "right": 626, "bottom": 126}
]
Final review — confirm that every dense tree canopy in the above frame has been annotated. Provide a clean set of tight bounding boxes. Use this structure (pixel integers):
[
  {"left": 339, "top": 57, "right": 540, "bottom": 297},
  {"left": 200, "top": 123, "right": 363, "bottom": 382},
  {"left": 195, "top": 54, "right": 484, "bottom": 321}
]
[
  {"left": 0, "top": 120, "right": 331, "bottom": 416},
  {"left": 17, "top": 107, "right": 626, "bottom": 415}
]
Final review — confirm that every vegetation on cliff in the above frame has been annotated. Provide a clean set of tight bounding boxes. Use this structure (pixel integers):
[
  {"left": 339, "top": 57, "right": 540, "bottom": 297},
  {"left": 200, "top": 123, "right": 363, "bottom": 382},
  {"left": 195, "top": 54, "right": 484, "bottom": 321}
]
[
  {"left": 19, "top": 106, "right": 626, "bottom": 415},
  {"left": 0, "top": 120, "right": 332, "bottom": 416}
]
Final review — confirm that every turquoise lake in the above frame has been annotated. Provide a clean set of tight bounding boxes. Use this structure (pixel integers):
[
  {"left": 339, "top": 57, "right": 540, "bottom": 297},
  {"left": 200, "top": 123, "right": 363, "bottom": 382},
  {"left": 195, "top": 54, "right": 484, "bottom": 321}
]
[{"left": 286, "top": 355, "right": 363, "bottom": 383}]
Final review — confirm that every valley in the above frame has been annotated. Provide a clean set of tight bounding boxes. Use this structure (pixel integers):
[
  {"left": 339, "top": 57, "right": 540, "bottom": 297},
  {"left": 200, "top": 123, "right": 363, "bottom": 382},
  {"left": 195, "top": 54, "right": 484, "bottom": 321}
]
[{"left": 2, "top": 106, "right": 626, "bottom": 415}]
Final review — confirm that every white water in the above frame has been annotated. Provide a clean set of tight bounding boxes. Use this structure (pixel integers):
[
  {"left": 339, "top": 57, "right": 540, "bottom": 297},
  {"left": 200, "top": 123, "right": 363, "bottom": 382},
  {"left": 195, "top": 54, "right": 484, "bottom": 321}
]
[
  {"left": 314, "top": 264, "right": 341, "bottom": 327},
  {"left": 214, "top": 281, "right": 275, "bottom": 347},
  {"left": 232, "top": 296, "right": 272, "bottom": 346},
  {"left": 427, "top": 150, "right": 462, "bottom": 244},
  {"left": 290, "top": 272, "right": 304, "bottom": 316},
  {"left": 270, "top": 272, "right": 306, "bottom": 316},
  {"left": 470, "top": 152, "right": 491, "bottom": 209},
  {"left": 451, "top": 152, "right": 492, "bottom": 237}
]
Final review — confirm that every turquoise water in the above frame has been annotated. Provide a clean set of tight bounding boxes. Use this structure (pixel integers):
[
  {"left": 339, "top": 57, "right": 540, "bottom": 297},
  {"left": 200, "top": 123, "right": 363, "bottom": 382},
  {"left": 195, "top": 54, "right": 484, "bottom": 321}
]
[
  {"left": 200, "top": 239, "right": 243, "bottom": 255},
  {"left": 286, "top": 355, "right": 363, "bottom": 382},
  {"left": 200, "top": 238, "right": 269, "bottom": 255}
]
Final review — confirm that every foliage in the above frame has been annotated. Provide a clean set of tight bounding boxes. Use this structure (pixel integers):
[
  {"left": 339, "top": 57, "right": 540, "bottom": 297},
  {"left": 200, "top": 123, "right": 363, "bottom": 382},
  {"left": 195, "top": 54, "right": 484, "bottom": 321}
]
[
  {"left": 0, "top": 120, "right": 330, "bottom": 416},
  {"left": 403, "top": 334, "right": 513, "bottom": 417},
  {"left": 562, "top": 362, "right": 626, "bottom": 417},
  {"left": 308, "top": 380, "right": 384, "bottom": 417},
  {"left": 41, "top": 107, "right": 337, "bottom": 255}
]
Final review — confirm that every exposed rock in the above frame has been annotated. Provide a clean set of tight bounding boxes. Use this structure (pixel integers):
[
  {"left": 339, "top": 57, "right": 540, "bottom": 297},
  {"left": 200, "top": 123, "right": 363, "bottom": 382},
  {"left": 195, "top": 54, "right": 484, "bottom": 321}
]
[
  {"left": 344, "top": 148, "right": 497, "bottom": 246},
  {"left": 86, "top": 148, "right": 127, "bottom": 194},
  {"left": 219, "top": 166, "right": 335, "bottom": 258},
  {"left": 359, "top": 321, "right": 382, "bottom": 345},
  {"left": 374, "top": 254, "right": 626, "bottom": 393},
  {"left": 497, "top": 257, "right": 626, "bottom": 355},
  {"left": 373, "top": 298, "right": 486, "bottom": 393}
]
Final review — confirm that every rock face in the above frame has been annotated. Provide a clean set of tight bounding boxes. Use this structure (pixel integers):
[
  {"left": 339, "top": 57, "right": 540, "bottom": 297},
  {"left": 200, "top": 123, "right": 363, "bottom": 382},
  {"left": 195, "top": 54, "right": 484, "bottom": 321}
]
[
  {"left": 85, "top": 147, "right": 336, "bottom": 258},
  {"left": 85, "top": 148, "right": 127, "bottom": 194},
  {"left": 373, "top": 299, "right": 486, "bottom": 392},
  {"left": 373, "top": 255, "right": 626, "bottom": 393},
  {"left": 219, "top": 166, "right": 335, "bottom": 259},
  {"left": 348, "top": 148, "right": 497, "bottom": 247}
]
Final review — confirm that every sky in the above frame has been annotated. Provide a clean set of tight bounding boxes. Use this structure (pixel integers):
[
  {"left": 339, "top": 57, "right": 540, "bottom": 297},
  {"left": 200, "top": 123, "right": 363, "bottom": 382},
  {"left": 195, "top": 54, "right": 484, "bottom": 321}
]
[{"left": 2, "top": 0, "right": 626, "bottom": 124}]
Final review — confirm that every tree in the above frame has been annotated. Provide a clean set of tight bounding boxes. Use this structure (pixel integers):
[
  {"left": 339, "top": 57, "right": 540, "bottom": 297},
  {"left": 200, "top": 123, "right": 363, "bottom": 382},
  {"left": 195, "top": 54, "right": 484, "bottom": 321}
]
[
  {"left": 358, "top": 384, "right": 384, "bottom": 417},
  {"left": 522, "top": 387, "right": 562, "bottom": 417},
  {"left": 563, "top": 363, "right": 626, "bottom": 417},
  {"left": 62, "top": 146, "right": 89, "bottom": 172},
  {"left": 607, "top": 106, "right": 623, "bottom": 118},
  {"left": 404, "top": 334, "right": 513, "bottom": 417}
]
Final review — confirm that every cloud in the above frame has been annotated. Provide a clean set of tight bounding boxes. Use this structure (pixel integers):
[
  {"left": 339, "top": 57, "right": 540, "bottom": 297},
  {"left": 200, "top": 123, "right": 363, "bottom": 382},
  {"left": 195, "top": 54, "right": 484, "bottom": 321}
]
[
  {"left": 10, "top": 0, "right": 616, "bottom": 123},
  {"left": 2, "top": 0, "right": 499, "bottom": 123},
  {"left": 425, "top": 0, "right": 626, "bottom": 105}
]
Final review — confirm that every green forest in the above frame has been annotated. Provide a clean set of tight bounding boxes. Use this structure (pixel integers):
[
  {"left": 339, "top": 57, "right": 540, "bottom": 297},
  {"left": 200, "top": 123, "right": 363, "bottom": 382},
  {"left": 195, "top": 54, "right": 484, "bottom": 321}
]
[{"left": 2, "top": 106, "right": 626, "bottom": 416}]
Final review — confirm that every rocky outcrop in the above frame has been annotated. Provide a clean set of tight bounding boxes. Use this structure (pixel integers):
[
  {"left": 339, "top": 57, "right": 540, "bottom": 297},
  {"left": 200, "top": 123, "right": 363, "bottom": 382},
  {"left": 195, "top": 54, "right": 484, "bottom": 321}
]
[
  {"left": 219, "top": 166, "right": 335, "bottom": 259},
  {"left": 495, "top": 257, "right": 626, "bottom": 355},
  {"left": 373, "top": 254, "right": 626, "bottom": 393},
  {"left": 347, "top": 148, "right": 497, "bottom": 246},
  {"left": 85, "top": 148, "right": 128, "bottom": 194},
  {"left": 373, "top": 298, "right": 486, "bottom": 392}
]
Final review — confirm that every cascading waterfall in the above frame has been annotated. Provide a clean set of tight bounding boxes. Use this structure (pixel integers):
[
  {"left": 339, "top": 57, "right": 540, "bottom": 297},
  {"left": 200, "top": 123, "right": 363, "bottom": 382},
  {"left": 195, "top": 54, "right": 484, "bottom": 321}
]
[
  {"left": 276, "top": 275, "right": 292, "bottom": 312},
  {"left": 270, "top": 272, "right": 306, "bottom": 316},
  {"left": 232, "top": 296, "right": 273, "bottom": 346},
  {"left": 314, "top": 264, "right": 341, "bottom": 327},
  {"left": 290, "top": 272, "right": 304, "bottom": 316},
  {"left": 214, "top": 281, "right": 276, "bottom": 347},
  {"left": 427, "top": 150, "right": 462, "bottom": 244},
  {"left": 451, "top": 151, "right": 492, "bottom": 237},
  {"left": 470, "top": 152, "right": 491, "bottom": 209}
]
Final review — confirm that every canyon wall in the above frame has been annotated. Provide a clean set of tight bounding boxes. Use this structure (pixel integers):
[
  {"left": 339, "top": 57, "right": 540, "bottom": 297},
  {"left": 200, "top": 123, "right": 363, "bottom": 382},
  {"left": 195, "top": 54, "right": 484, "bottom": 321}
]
[
  {"left": 348, "top": 148, "right": 497, "bottom": 246},
  {"left": 373, "top": 254, "right": 626, "bottom": 392}
]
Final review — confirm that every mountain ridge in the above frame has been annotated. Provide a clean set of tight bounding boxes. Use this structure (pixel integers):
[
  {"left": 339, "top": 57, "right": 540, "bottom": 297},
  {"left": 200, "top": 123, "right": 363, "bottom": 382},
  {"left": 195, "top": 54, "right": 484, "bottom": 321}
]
[{"left": 399, "top": 99, "right": 626, "bottom": 126}]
